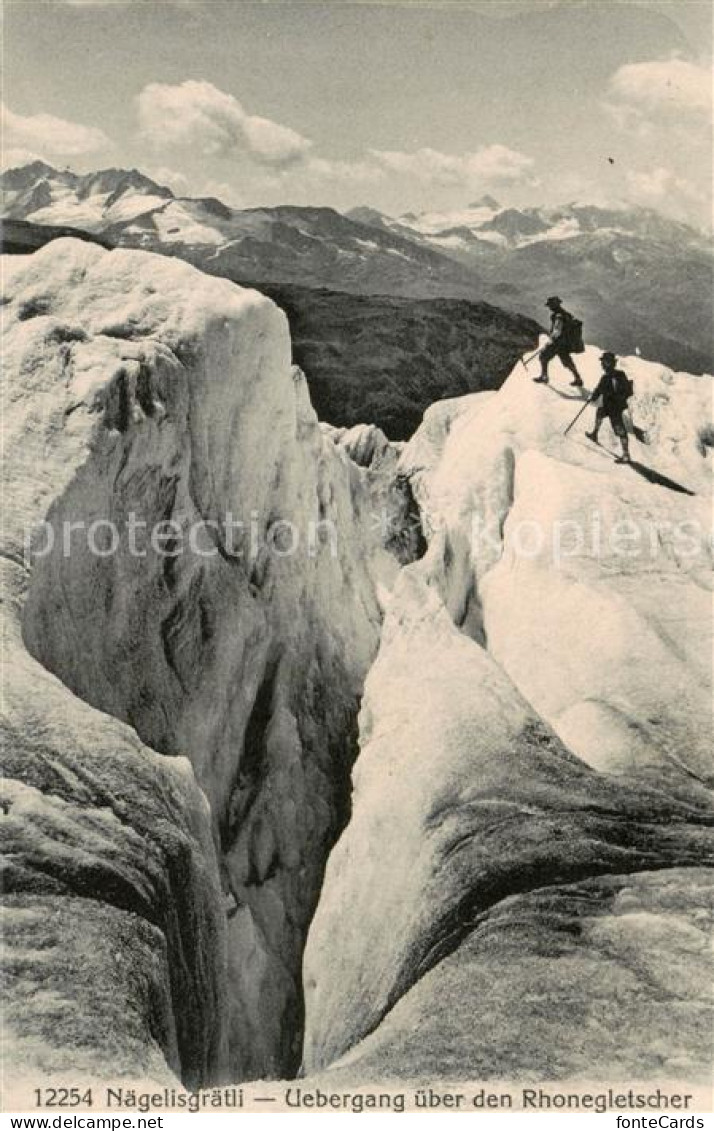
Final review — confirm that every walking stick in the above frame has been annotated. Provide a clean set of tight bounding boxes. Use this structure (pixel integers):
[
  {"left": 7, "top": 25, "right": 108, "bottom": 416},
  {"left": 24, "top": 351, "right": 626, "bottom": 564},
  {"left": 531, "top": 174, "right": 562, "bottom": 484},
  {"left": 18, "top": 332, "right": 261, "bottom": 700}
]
[
  {"left": 520, "top": 347, "right": 542, "bottom": 370},
  {"left": 564, "top": 395, "right": 593, "bottom": 436}
]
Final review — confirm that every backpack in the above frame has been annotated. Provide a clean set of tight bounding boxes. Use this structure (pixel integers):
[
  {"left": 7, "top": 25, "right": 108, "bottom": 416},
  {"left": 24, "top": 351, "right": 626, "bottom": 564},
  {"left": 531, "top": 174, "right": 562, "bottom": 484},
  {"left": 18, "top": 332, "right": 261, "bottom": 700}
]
[
  {"left": 608, "top": 370, "right": 634, "bottom": 403},
  {"left": 561, "top": 310, "right": 585, "bottom": 354}
]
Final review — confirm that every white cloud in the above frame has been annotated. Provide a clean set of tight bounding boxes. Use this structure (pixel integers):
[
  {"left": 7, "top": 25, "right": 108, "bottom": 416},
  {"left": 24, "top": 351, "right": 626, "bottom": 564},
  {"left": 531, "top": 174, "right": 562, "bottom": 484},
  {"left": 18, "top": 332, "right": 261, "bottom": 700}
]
[
  {"left": 602, "top": 57, "right": 711, "bottom": 228},
  {"left": 142, "top": 164, "right": 245, "bottom": 206},
  {"left": 626, "top": 165, "right": 707, "bottom": 210},
  {"left": 627, "top": 166, "right": 675, "bottom": 200},
  {"left": 303, "top": 156, "right": 384, "bottom": 184},
  {"left": 1, "top": 147, "right": 44, "bottom": 171},
  {"left": 60, "top": 1, "right": 195, "bottom": 6},
  {"left": 370, "top": 147, "right": 462, "bottom": 185},
  {"left": 143, "top": 165, "right": 191, "bottom": 195},
  {"left": 137, "top": 80, "right": 312, "bottom": 168},
  {"left": 464, "top": 144, "right": 537, "bottom": 184},
  {"left": 368, "top": 144, "right": 535, "bottom": 188},
  {"left": 1, "top": 103, "right": 111, "bottom": 157},
  {"left": 198, "top": 179, "right": 243, "bottom": 207},
  {"left": 606, "top": 58, "right": 712, "bottom": 126}
]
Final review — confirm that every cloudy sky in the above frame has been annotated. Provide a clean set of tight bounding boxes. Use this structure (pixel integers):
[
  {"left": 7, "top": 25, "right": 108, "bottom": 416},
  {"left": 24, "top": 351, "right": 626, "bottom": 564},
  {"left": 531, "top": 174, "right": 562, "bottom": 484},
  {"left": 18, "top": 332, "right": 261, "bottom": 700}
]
[{"left": 3, "top": 0, "right": 712, "bottom": 227}]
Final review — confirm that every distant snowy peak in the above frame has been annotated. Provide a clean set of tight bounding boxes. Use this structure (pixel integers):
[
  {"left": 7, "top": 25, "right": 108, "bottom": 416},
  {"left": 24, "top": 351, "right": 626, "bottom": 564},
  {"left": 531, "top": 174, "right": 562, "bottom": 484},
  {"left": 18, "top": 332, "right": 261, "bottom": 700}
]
[
  {"left": 1, "top": 159, "right": 59, "bottom": 191},
  {"left": 397, "top": 200, "right": 502, "bottom": 237},
  {"left": 120, "top": 197, "right": 232, "bottom": 246},
  {"left": 386, "top": 201, "right": 708, "bottom": 252},
  {"left": 345, "top": 205, "right": 390, "bottom": 227},
  {"left": 1, "top": 162, "right": 174, "bottom": 231},
  {"left": 469, "top": 194, "right": 501, "bottom": 210}
]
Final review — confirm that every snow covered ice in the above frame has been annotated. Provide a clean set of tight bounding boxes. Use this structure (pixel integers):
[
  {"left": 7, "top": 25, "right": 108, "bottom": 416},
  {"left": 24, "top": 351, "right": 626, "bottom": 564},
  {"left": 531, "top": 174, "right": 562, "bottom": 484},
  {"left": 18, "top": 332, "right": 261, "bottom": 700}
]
[{"left": 303, "top": 344, "right": 713, "bottom": 1080}]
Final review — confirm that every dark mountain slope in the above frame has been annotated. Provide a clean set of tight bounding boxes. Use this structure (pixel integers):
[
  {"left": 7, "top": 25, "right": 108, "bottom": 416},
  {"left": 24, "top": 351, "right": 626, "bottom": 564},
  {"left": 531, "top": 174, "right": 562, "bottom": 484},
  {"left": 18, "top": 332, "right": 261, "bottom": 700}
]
[
  {"left": 0, "top": 217, "right": 113, "bottom": 254},
  {"left": 254, "top": 283, "right": 540, "bottom": 439}
]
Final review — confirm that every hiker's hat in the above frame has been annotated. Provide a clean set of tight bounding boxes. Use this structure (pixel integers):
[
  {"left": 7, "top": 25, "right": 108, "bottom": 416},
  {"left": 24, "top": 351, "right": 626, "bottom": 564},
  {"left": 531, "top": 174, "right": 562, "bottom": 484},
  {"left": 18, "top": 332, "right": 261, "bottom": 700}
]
[
  {"left": 601, "top": 351, "right": 617, "bottom": 364},
  {"left": 545, "top": 296, "right": 561, "bottom": 307}
]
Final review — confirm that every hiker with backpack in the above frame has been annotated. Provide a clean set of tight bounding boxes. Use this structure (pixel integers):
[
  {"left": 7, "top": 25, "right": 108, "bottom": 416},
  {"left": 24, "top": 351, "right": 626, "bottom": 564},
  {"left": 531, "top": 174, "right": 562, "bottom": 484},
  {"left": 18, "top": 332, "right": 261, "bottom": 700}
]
[
  {"left": 585, "top": 351, "right": 633, "bottom": 464},
  {"left": 534, "top": 296, "right": 584, "bottom": 388}
]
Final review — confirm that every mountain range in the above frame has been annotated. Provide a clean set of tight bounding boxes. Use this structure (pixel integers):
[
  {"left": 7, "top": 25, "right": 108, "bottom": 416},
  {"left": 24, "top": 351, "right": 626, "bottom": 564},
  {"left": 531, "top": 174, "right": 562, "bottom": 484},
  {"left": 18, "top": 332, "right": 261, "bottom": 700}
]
[
  {"left": 1, "top": 161, "right": 482, "bottom": 301},
  {"left": 2, "top": 160, "right": 712, "bottom": 376}
]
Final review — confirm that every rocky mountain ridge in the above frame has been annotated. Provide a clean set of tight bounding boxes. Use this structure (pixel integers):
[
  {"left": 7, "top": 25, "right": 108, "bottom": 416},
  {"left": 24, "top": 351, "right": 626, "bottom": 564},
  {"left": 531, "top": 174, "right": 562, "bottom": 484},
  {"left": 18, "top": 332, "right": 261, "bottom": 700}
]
[
  {"left": 355, "top": 198, "right": 709, "bottom": 253},
  {"left": 1, "top": 161, "right": 174, "bottom": 229},
  {"left": 3, "top": 161, "right": 711, "bottom": 374}
]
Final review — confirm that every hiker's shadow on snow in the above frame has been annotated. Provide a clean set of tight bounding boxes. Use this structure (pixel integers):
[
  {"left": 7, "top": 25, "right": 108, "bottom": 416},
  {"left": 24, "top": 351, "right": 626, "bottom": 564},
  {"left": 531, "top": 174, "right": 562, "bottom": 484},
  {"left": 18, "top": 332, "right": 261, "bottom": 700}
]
[
  {"left": 547, "top": 385, "right": 590, "bottom": 401},
  {"left": 629, "top": 461, "right": 696, "bottom": 496}
]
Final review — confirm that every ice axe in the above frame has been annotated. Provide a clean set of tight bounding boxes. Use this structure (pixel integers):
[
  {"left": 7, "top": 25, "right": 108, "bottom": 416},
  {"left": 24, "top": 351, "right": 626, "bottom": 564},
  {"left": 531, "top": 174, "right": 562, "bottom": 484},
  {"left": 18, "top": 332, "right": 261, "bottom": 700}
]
[
  {"left": 520, "top": 347, "right": 542, "bottom": 371},
  {"left": 564, "top": 395, "right": 594, "bottom": 436}
]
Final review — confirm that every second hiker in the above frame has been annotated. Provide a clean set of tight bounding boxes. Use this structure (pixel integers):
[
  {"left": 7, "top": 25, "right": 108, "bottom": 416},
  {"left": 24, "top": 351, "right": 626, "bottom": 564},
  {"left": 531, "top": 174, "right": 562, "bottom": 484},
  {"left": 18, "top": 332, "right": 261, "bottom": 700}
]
[
  {"left": 585, "top": 351, "right": 633, "bottom": 464},
  {"left": 534, "top": 296, "right": 584, "bottom": 388}
]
